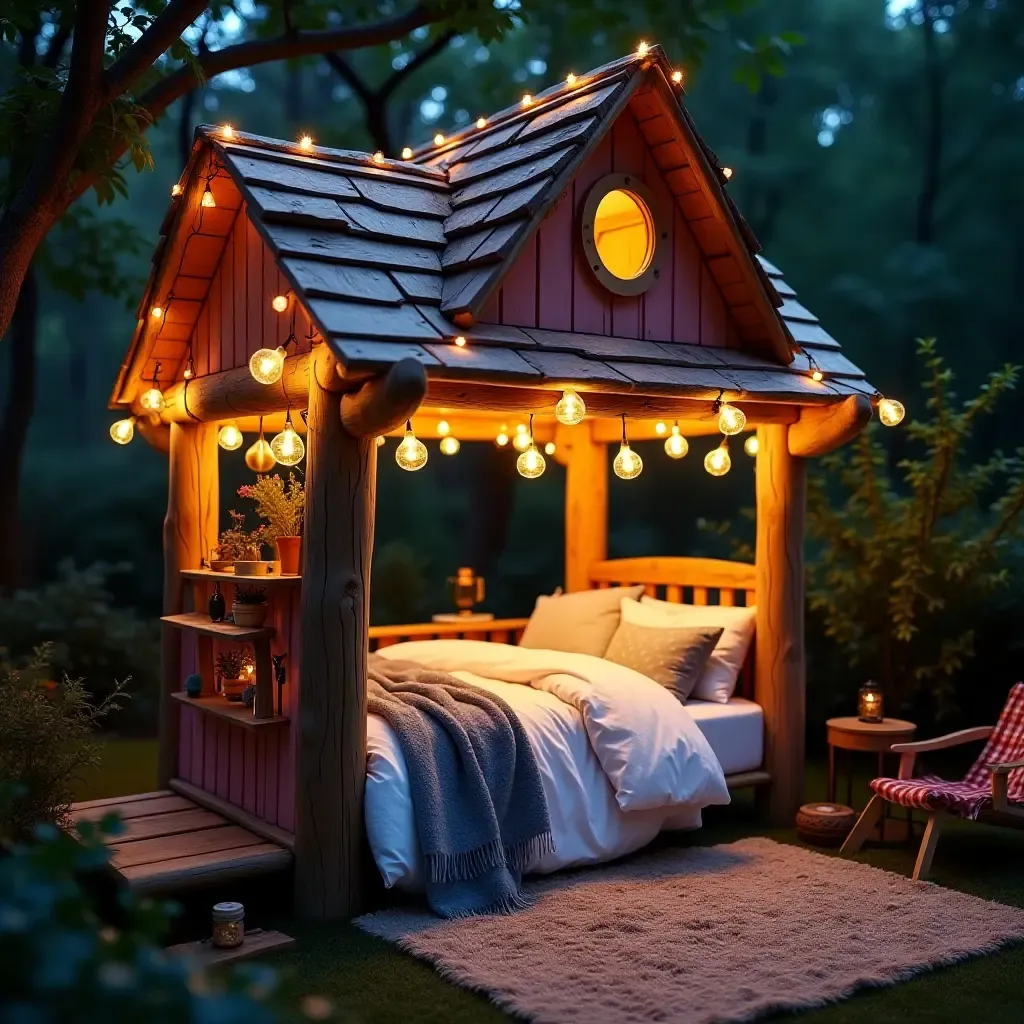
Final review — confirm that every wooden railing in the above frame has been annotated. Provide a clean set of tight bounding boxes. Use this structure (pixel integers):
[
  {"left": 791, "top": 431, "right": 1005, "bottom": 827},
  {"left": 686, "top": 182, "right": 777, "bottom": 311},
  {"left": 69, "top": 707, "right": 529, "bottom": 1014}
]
[{"left": 369, "top": 618, "right": 529, "bottom": 650}]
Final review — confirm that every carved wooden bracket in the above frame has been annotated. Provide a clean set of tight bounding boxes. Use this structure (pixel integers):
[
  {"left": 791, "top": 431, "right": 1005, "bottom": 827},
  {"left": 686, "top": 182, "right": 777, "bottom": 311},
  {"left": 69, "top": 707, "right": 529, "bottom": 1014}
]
[
  {"left": 788, "top": 395, "right": 873, "bottom": 458},
  {"left": 339, "top": 358, "right": 428, "bottom": 438}
]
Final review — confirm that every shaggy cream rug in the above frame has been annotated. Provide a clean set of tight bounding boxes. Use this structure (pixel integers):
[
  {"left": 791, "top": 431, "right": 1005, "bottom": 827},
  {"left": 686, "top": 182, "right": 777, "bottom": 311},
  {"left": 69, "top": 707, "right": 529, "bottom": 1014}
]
[{"left": 356, "top": 837, "right": 1024, "bottom": 1024}]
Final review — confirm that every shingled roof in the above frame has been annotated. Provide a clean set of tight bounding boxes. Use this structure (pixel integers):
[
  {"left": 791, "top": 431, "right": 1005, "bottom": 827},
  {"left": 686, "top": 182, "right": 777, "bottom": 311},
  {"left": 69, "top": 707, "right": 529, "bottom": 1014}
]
[{"left": 112, "top": 46, "right": 874, "bottom": 410}]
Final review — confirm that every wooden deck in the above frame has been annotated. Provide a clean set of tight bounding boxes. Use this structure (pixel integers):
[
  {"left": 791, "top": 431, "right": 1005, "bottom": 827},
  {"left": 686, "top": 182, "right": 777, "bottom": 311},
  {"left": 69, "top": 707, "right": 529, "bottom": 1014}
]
[{"left": 71, "top": 790, "right": 293, "bottom": 896}]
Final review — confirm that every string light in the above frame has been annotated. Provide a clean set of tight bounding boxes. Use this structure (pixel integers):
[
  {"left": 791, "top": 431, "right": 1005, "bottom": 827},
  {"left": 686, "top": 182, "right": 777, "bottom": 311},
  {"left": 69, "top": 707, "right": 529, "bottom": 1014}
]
[
  {"left": 516, "top": 415, "right": 546, "bottom": 479},
  {"left": 522, "top": 94, "right": 533, "bottom": 107},
  {"left": 495, "top": 425, "right": 510, "bottom": 447},
  {"left": 716, "top": 395, "right": 746, "bottom": 435},
  {"left": 271, "top": 410, "right": 305, "bottom": 466},
  {"left": 401, "top": 147, "right": 413, "bottom": 159},
  {"left": 878, "top": 397, "right": 906, "bottom": 427},
  {"left": 704, "top": 438, "right": 732, "bottom": 477},
  {"left": 512, "top": 423, "right": 531, "bottom": 452},
  {"left": 566, "top": 73, "right": 577, "bottom": 87},
  {"left": 434, "top": 133, "right": 445, "bottom": 146},
  {"left": 183, "top": 350, "right": 196, "bottom": 380},
  {"left": 298, "top": 135, "right": 313, "bottom": 151},
  {"left": 202, "top": 185, "right": 216, "bottom": 208},
  {"left": 372, "top": 151, "right": 385, "bottom": 164},
  {"left": 437, "top": 420, "right": 450, "bottom": 435},
  {"left": 544, "top": 442, "right": 556, "bottom": 456},
  {"left": 151, "top": 306, "right": 163, "bottom": 319},
  {"left": 109, "top": 417, "right": 135, "bottom": 445},
  {"left": 139, "top": 362, "right": 165, "bottom": 413},
  {"left": 671, "top": 70, "right": 683, "bottom": 85},
  {"left": 476, "top": 117, "right": 487, "bottom": 129},
  {"left": 655, "top": 421, "right": 667, "bottom": 435},
  {"left": 454, "top": 335, "right": 467, "bottom": 347},
  {"left": 249, "top": 346, "right": 286, "bottom": 385},
  {"left": 245, "top": 418, "right": 276, "bottom": 473},
  {"left": 555, "top": 388, "right": 586, "bottom": 426},
  {"left": 613, "top": 415, "right": 643, "bottom": 480},
  {"left": 664, "top": 422, "right": 689, "bottom": 459},
  {"left": 171, "top": 183, "right": 183, "bottom": 197},
  {"left": 744, "top": 435, "right": 759, "bottom": 457},
  {"left": 806, "top": 352, "right": 824, "bottom": 382},
  {"left": 722, "top": 167, "right": 734, "bottom": 180},
  {"left": 376, "top": 435, "right": 386, "bottom": 447},
  {"left": 396, "top": 421, "right": 428, "bottom": 471},
  {"left": 271, "top": 294, "right": 289, "bottom": 313},
  {"left": 439, "top": 435, "right": 460, "bottom": 456},
  {"left": 218, "top": 422, "right": 244, "bottom": 451},
  {"left": 221, "top": 125, "right": 234, "bottom": 139}
]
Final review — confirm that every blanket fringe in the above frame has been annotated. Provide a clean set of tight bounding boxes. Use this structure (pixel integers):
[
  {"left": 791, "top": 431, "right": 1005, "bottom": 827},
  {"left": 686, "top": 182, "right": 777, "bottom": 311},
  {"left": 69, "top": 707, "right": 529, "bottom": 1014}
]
[
  {"left": 441, "top": 889, "right": 537, "bottom": 920},
  {"left": 425, "top": 831, "right": 556, "bottom": 885}
]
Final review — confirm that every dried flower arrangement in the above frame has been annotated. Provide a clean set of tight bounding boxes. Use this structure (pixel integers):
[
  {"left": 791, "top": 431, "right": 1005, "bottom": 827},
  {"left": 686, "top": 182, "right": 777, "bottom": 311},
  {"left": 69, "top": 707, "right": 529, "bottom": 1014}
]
[
  {"left": 215, "top": 648, "right": 251, "bottom": 681},
  {"left": 215, "top": 511, "right": 269, "bottom": 561},
  {"left": 238, "top": 474, "right": 304, "bottom": 541}
]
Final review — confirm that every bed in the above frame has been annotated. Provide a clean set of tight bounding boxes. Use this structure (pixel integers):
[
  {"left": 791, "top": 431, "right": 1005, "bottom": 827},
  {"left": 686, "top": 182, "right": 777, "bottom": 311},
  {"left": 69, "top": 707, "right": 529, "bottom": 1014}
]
[{"left": 365, "top": 557, "right": 764, "bottom": 892}]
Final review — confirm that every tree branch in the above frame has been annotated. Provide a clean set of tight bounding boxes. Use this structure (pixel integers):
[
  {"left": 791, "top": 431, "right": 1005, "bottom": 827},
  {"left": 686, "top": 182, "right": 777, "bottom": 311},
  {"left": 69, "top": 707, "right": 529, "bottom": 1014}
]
[
  {"left": 378, "top": 28, "right": 456, "bottom": 101},
  {"left": 323, "top": 52, "right": 375, "bottom": 107}
]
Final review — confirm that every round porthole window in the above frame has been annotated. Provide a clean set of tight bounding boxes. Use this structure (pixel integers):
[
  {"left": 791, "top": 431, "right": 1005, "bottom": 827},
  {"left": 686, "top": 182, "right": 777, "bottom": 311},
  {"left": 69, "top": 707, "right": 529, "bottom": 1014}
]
[{"left": 582, "top": 174, "right": 663, "bottom": 297}]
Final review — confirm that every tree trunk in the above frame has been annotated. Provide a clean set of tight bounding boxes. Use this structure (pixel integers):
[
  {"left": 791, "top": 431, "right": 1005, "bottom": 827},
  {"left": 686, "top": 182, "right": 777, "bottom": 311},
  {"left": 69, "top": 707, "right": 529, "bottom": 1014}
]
[
  {"left": 0, "top": 262, "right": 39, "bottom": 590},
  {"left": 916, "top": 5, "right": 944, "bottom": 245},
  {"left": 178, "top": 88, "right": 198, "bottom": 168}
]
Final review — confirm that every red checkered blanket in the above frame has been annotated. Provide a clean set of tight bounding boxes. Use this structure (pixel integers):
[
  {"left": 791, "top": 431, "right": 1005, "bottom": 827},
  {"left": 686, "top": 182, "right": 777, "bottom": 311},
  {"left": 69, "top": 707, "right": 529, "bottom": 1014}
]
[{"left": 870, "top": 683, "right": 1024, "bottom": 820}]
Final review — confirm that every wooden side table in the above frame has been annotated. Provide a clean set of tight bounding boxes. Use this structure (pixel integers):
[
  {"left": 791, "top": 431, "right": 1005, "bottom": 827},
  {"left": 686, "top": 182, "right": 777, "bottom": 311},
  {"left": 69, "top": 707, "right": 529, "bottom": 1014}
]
[{"left": 827, "top": 716, "right": 917, "bottom": 840}]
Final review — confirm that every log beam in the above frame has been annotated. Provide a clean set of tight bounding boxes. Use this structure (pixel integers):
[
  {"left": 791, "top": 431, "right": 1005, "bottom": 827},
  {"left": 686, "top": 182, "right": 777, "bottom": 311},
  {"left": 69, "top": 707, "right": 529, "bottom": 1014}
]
[
  {"left": 339, "top": 358, "right": 428, "bottom": 437},
  {"left": 788, "top": 395, "right": 873, "bottom": 457},
  {"left": 160, "top": 422, "right": 218, "bottom": 786},
  {"left": 754, "top": 423, "right": 806, "bottom": 826},
  {"left": 295, "top": 346, "right": 376, "bottom": 920},
  {"left": 556, "top": 421, "right": 607, "bottom": 592},
  {"left": 136, "top": 415, "right": 170, "bottom": 453}
]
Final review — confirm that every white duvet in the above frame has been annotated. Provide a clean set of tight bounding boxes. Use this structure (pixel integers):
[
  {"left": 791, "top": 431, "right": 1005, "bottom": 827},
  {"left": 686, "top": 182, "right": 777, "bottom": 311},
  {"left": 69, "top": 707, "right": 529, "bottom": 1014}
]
[{"left": 366, "top": 640, "right": 730, "bottom": 891}]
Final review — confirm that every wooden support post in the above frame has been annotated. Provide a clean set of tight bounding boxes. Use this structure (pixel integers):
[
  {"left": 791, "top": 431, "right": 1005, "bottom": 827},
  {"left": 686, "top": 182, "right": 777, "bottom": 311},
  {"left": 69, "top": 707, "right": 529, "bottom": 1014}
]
[
  {"left": 295, "top": 346, "right": 376, "bottom": 920},
  {"left": 160, "top": 422, "right": 218, "bottom": 787},
  {"left": 556, "top": 421, "right": 607, "bottom": 592},
  {"left": 788, "top": 395, "right": 873, "bottom": 458},
  {"left": 754, "top": 423, "right": 806, "bottom": 826}
]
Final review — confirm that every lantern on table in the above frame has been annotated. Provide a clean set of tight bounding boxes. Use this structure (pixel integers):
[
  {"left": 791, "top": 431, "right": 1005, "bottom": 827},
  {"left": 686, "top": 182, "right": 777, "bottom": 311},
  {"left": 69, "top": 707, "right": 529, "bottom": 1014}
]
[
  {"left": 858, "top": 681, "right": 884, "bottom": 723},
  {"left": 448, "top": 567, "right": 485, "bottom": 616}
]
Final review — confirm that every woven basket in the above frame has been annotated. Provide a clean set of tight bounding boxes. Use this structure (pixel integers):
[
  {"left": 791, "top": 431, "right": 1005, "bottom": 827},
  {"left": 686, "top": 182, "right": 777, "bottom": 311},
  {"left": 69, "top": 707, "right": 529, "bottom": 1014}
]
[{"left": 796, "top": 802, "right": 857, "bottom": 847}]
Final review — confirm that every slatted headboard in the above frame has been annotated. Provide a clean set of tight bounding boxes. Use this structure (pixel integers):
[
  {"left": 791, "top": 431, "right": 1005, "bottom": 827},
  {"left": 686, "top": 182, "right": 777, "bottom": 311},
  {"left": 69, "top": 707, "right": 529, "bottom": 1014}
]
[{"left": 587, "top": 557, "right": 757, "bottom": 700}]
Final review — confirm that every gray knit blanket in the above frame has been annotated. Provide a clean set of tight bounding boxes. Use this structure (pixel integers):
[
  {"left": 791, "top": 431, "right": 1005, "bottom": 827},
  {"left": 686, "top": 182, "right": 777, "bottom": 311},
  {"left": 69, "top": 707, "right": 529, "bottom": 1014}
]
[{"left": 367, "top": 653, "right": 553, "bottom": 918}]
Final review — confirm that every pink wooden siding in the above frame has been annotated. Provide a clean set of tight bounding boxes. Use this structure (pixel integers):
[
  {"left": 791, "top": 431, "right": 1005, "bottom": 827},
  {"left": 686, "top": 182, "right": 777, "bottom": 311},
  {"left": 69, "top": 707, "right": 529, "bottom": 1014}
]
[
  {"left": 492, "top": 109, "right": 731, "bottom": 346},
  {"left": 176, "top": 578, "right": 299, "bottom": 831}
]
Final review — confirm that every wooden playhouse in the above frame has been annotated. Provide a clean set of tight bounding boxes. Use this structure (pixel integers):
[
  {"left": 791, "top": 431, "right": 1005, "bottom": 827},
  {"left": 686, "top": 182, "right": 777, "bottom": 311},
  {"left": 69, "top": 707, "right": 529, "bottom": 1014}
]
[{"left": 101, "top": 45, "right": 882, "bottom": 918}]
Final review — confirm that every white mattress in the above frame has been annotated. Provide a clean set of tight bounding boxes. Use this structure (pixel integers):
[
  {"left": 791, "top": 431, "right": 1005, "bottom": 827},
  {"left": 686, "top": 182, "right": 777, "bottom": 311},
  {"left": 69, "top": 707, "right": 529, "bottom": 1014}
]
[{"left": 684, "top": 697, "right": 764, "bottom": 776}]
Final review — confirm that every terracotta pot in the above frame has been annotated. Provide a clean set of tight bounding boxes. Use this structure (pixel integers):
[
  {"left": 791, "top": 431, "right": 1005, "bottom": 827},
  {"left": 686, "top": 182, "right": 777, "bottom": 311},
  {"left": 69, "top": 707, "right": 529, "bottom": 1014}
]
[
  {"left": 221, "top": 676, "right": 246, "bottom": 700},
  {"left": 233, "top": 560, "right": 274, "bottom": 577},
  {"left": 276, "top": 535, "right": 301, "bottom": 575},
  {"left": 231, "top": 601, "right": 267, "bottom": 628},
  {"left": 209, "top": 560, "right": 234, "bottom": 573}
]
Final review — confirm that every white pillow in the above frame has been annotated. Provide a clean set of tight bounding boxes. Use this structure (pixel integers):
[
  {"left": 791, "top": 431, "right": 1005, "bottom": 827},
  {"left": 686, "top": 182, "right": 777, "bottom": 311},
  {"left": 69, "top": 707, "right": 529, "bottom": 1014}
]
[
  {"left": 519, "top": 585, "right": 645, "bottom": 658},
  {"left": 636, "top": 597, "right": 756, "bottom": 703}
]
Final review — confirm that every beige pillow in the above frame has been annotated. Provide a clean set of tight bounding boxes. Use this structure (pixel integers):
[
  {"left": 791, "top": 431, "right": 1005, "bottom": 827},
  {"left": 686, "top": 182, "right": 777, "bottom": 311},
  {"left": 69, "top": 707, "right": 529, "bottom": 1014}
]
[
  {"left": 605, "top": 600, "right": 724, "bottom": 702},
  {"left": 519, "top": 586, "right": 645, "bottom": 658}
]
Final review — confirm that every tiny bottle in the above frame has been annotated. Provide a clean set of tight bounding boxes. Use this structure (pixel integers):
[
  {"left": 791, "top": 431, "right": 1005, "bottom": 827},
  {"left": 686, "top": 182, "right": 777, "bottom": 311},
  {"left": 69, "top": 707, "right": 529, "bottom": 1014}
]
[{"left": 208, "top": 581, "right": 226, "bottom": 622}]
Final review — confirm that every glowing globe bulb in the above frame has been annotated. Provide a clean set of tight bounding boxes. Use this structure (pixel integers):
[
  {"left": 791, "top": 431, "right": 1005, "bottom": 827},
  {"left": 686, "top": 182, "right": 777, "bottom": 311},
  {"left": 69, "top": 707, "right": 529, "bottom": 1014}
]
[
  {"left": 566, "top": 73, "right": 577, "bottom": 87},
  {"left": 439, "top": 435, "right": 460, "bottom": 456},
  {"left": 249, "top": 346, "right": 285, "bottom": 385},
  {"left": 171, "top": 183, "right": 183, "bottom": 197},
  {"left": 218, "top": 423, "right": 243, "bottom": 451},
  {"left": 271, "top": 418, "right": 305, "bottom": 466},
  {"left": 401, "top": 147, "right": 413, "bottom": 160},
  {"left": 544, "top": 442, "right": 556, "bottom": 456},
  {"left": 878, "top": 397, "right": 905, "bottom": 427},
  {"left": 718, "top": 402, "right": 746, "bottom": 436},
  {"left": 201, "top": 187, "right": 216, "bottom": 208},
  {"left": 139, "top": 387, "right": 165, "bottom": 412},
  {"left": 655, "top": 421, "right": 667, "bottom": 435},
  {"left": 517, "top": 444, "right": 546, "bottom": 479},
  {"left": 110, "top": 417, "right": 135, "bottom": 445},
  {"left": 299, "top": 135, "right": 313, "bottom": 151},
  {"left": 704, "top": 444, "right": 732, "bottom": 477},
  {"left": 245, "top": 436, "right": 276, "bottom": 473},
  {"left": 476, "top": 117, "right": 487, "bottom": 129},
  {"left": 512, "top": 425, "right": 531, "bottom": 452},
  {"left": 271, "top": 294, "right": 288, "bottom": 313},
  {"left": 811, "top": 368, "right": 824, "bottom": 382},
  {"left": 744, "top": 435, "right": 759, "bottom": 457},
  {"left": 495, "top": 430, "right": 509, "bottom": 447},
  {"left": 555, "top": 388, "right": 586, "bottom": 426},
  {"left": 376, "top": 435, "right": 386, "bottom": 447},
  {"left": 396, "top": 428, "right": 428, "bottom": 471},
  {"left": 433, "top": 133, "right": 445, "bottom": 146},
  {"left": 613, "top": 441, "right": 643, "bottom": 480},
  {"left": 664, "top": 426, "right": 689, "bottom": 460},
  {"left": 436, "top": 420, "right": 450, "bottom": 436}
]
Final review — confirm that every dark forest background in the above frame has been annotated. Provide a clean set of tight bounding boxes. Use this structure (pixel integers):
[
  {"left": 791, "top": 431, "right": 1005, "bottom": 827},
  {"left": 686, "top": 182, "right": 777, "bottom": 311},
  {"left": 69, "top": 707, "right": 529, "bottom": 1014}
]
[{"left": 2, "top": 0, "right": 1022, "bottom": 735}]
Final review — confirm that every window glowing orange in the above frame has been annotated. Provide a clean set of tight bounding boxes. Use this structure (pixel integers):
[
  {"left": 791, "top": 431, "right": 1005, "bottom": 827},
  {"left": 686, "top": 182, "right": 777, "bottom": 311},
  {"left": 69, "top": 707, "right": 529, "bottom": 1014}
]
[{"left": 593, "top": 189, "right": 655, "bottom": 281}]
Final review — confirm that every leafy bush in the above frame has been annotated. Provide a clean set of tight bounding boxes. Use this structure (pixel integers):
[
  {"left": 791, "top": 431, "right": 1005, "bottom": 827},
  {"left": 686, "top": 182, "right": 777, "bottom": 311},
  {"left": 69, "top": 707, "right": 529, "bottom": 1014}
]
[
  {"left": 0, "top": 803, "right": 326, "bottom": 1022},
  {"left": 0, "top": 562, "right": 159, "bottom": 734},
  {"left": 0, "top": 648, "right": 127, "bottom": 843},
  {"left": 807, "top": 339, "right": 1024, "bottom": 723}
]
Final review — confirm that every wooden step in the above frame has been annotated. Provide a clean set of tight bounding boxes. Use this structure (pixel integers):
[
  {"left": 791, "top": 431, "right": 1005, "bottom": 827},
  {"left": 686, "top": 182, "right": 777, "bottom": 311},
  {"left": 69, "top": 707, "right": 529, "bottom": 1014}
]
[{"left": 71, "top": 792, "right": 292, "bottom": 897}]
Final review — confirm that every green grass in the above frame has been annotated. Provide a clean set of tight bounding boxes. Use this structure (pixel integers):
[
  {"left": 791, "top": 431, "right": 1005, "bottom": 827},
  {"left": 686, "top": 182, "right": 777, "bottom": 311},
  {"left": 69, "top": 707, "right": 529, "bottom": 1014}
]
[{"left": 82, "top": 740, "right": 1024, "bottom": 1023}]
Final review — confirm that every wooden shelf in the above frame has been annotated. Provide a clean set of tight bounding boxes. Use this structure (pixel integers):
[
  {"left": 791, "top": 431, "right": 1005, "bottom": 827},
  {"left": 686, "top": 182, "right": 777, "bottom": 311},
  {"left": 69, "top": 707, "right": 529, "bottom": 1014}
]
[
  {"left": 171, "top": 691, "right": 288, "bottom": 728},
  {"left": 161, "top": 612, "right": 274, "bottom": 641},
  {"left": 181, "top": 568, "right": 301, "bottom": 585}
]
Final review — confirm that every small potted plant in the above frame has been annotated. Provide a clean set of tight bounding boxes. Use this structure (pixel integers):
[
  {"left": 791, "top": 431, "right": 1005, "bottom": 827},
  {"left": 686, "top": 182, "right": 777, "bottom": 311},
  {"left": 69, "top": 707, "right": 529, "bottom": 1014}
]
[
  {"left": 239, "top": 474, "right": 304, "bottom": 576},
  {"left": 216, "top": 648, "right": 253, "bottom": 701},
  {"left": 232, "top": 584, "right": 268, "bottom": 628},
  {"left": 221, "top": 511, "right": 272, "bottom": 576}
]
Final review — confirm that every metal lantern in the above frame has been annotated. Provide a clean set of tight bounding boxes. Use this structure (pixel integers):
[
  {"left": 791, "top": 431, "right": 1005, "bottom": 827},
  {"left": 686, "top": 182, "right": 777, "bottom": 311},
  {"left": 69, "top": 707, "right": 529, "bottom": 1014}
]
[
  {"left": 858, "top": 681, "right": 884, "bottom": 723},
  {"left": 447, "top": 567, "right": 485, "bottom": 616}
]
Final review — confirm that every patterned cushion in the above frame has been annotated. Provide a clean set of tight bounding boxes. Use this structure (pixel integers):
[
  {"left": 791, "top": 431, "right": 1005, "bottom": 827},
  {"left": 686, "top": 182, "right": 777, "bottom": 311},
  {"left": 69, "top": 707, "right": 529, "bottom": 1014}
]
[
  {"left": 604, "top": 611, "right": 723, "bottom": 702},
  {"left": 870, "top": 682, "right": 1024, "bottom": 821}
]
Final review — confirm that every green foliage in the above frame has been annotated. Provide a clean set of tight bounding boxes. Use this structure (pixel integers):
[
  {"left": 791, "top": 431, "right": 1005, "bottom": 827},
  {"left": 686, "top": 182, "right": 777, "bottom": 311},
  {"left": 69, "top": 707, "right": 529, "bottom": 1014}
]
[
  {"left": 0, "top": 647, "right": 126, "bottom": 843},
  {"left": 218, "top": 510, "right": 270, "bottom": 561},
  {"left": 239, "top": 474, "right": 304, "bottom": 541},
  {"left": 234, "top": 584, "right": 268, "bottom": 605},
  {"left": 0, "top": 804, "right": 308, "bottom": 1022},
  {"left": 807, "top": 339, "right": 1024, "bottom": 720},
  {"left": 0, "top": 563, "right": 159, "bottom": 734},
  {"left": 215, "top": 648, "right": 251, "bottom": 680}
]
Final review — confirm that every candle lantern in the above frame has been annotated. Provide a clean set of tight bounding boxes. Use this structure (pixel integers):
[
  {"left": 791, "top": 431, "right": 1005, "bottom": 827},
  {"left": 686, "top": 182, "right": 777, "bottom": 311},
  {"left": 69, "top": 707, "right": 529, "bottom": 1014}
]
[
  {"left": 447, "top": 567, "right": 485, "bottom": 616},
  {"left": 211, "top": 901, "right": 244, "bottom": 948},
  {"left": 858, "top": 681, "right": 884, "bottom": 723}
]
